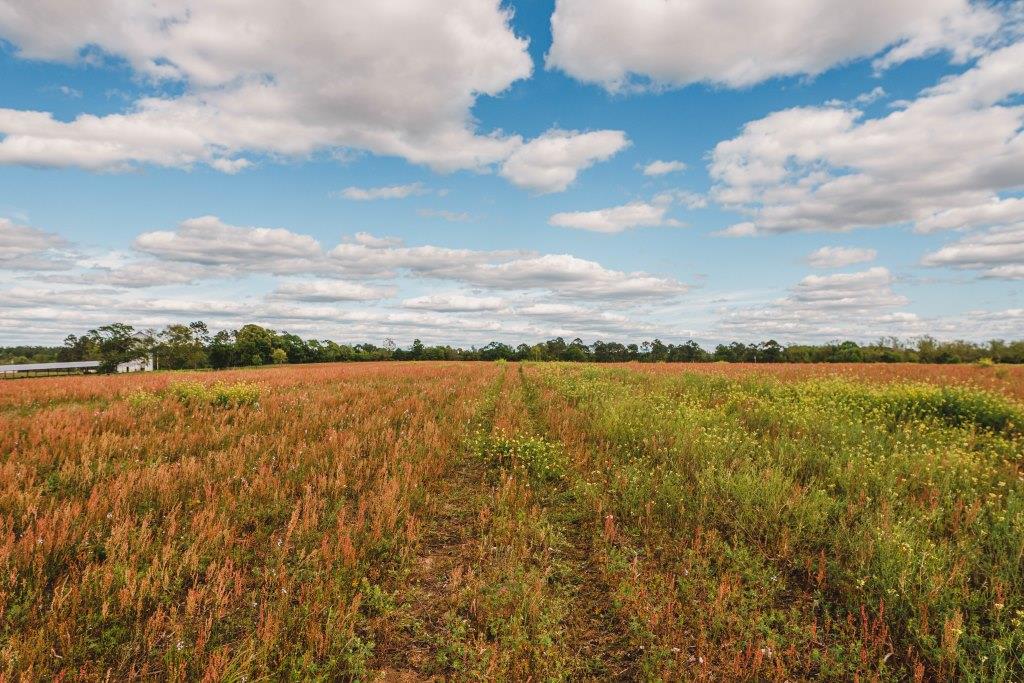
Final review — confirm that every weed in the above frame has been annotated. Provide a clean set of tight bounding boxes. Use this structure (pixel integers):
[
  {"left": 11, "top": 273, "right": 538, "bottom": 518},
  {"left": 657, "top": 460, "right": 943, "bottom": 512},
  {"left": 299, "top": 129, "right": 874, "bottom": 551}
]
[{"left": 169, "top": 380, "right": 262, "bottom": 407}]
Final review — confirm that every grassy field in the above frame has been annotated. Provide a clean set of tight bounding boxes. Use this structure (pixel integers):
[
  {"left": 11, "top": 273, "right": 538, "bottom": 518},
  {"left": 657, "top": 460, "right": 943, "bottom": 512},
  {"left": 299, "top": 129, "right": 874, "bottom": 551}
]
[{"left": 1, "top": 362, "right": 1023, "bottom": 681}]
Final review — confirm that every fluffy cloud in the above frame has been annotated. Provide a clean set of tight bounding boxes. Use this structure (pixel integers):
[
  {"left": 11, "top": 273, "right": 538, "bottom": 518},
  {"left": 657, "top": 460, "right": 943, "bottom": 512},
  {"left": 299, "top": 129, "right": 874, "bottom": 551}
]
[
  {"left": 0, "top": 4, "right": 628, "bottom": 190},
  {"left": 921, "top": 223, "right": 1024, "bottom": 279},
  {"left": 547, "top": 0, "right": 1003, "bottom": 91},
  {"left": 549, "top": 199, "right": 681, "bottom": 233},
  {"left": 714, "top": 267, "right": 919, "bottom": 340},
  {"left": 327, "top": 233, "right": 687, "bottom": 299},
  {"left": 417, "top": 208, "right": 474, "bottom": 222},
  {"left": 712, "top": 222, "right": 759, "bottom": 238},
  {"left": 0, "top": 1, "right": 532, "bottom": 172},
  {"left": 642, "top": 160, "right": 686, "bottom": 176},
  {"left": 825, "top": 86, "right": 888, "bottom": 108},
  {"left": 68, "top": 261, "right": 209, "bottom": 288},
  {"left": 915, "top": 198, "right": 1024, "bottom": 233},
  {"left": 549, "top": 190, "right": 704, "bottom": 233},
  {"left": 516, "top": 302, "right": 629, "bottom": 326},
  {"left": 134, "top": 216, "right": 322, "bottom": 271},
  {"left": 806, "top": 246, "right": 878, "bottom": 269},
  {"left": 44, "top": 215, "right": 687, "bottom": 303},
  {"left": 0, "top": 286, "right": 116, "bottom": 309},
  {"left": 499, "top": 129, "right": 629, "bottom": 193},
  {"left": 0, "top": 218, "right": 63, "bottom": 254},
  {"left": 269, "top": 280, "right": 395, "bottom": 302},
  {"left": 402, "top": 293, "right": 506, "bottom": 312},
  {"left": 0, "top": 218, "right": 73, "bottom": 270},
  {"left": 337, "top": 183, "right": 428, "bottom": 201},
  {"left": 790, "top": 267, "right": 906, "bottom": 309},
  {"left": 709, "top": 42, "right": 1024, "bottom": 235},
  {"left": 459, "top": 253, "right": 687, "bottom": 299},
  {"left": 328, "top": 238, "right": 517, "bottom": 279}
]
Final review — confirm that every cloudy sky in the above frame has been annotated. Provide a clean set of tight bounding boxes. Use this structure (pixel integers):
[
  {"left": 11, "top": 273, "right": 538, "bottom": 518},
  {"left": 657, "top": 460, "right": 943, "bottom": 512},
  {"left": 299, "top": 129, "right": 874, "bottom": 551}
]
[{"left": 1, "top": 0, "right": 1022, "bottom": 347}]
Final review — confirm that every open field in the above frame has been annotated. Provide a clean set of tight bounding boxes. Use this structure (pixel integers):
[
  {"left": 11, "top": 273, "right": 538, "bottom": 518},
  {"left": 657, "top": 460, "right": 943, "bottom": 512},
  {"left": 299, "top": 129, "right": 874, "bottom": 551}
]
[{"left": 2, "top": 362, "right": 1023, "bottom": 681}]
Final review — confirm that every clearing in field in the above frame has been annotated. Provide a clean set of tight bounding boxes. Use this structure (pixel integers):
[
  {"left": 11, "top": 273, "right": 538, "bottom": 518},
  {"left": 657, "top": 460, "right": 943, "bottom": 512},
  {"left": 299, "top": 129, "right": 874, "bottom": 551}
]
[{"left": 1, "top": 361, "right": 1023, "bottom": 681}]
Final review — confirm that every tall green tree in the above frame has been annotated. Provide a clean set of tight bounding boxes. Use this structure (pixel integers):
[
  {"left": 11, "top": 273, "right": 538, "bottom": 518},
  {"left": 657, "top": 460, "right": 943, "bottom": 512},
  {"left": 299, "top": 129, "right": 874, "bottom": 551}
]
[{"left": 234, "top": 324, "right": 275, "bottom": 366}]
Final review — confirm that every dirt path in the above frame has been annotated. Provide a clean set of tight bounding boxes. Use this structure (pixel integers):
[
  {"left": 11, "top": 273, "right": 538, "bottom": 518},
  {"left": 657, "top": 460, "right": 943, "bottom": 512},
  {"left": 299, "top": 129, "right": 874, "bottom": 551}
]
[
  {"left": 373, "top": 364, "right": 638, "bottom": 680},
  {"left": 371, "top": 370, "right": 505, "bottom": 681}
]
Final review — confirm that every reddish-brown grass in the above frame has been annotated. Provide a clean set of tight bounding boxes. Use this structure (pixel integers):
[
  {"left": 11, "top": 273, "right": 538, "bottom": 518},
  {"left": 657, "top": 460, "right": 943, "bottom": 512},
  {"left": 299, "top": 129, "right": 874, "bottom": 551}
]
[{"left": 0, "top": 362, "right": 497, "bottom": 680}]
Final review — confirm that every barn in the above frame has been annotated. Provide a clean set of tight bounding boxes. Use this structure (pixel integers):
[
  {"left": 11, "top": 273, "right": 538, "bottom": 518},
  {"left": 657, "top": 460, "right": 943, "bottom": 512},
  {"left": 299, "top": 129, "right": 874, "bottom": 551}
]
[{"left": 116, "top": 355, "right": 155, "bottom": 373}]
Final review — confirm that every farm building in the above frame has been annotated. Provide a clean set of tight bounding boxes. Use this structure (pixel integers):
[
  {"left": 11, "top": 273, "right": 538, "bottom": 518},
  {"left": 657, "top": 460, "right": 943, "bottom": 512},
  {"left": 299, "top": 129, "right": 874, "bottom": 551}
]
[
  {"left": 0, "top": 355, "right": 154, "bottom": 378},
  {"left": 117, "top": 355, "right": 154, "bottom": 373},
  {"left": 0, "top": 360, "right": 100, "bottom": 378}
]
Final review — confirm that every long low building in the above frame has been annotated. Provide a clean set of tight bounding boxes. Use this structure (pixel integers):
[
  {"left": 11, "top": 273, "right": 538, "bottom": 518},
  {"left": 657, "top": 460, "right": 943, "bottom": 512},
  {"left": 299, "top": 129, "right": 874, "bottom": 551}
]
[
  {"left": 0, "top": 360, "right": 101, "bottom": 377},
  {"left": 0, "top": 355, "right": 156, "bottom": 377}
]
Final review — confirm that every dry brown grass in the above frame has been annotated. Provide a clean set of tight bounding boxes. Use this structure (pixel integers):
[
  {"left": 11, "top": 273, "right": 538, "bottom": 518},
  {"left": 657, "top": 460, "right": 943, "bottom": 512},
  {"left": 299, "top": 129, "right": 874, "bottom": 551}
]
[{"left": 0, "top": 362, "right": 497, "bottom": 680}]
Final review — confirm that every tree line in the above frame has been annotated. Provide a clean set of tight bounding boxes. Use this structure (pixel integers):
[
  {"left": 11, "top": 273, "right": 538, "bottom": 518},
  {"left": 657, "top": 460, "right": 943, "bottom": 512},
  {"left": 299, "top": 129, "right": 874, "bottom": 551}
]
[{"left": 1, "top": 322, "right": 1023, "bottom": 371}]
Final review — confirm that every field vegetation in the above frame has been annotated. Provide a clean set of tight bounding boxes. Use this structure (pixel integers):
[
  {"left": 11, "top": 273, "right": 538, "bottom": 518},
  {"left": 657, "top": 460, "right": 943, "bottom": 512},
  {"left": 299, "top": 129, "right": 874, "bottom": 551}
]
[{"left": 1, "top": 361, "right": 1022, "bottom": 680}]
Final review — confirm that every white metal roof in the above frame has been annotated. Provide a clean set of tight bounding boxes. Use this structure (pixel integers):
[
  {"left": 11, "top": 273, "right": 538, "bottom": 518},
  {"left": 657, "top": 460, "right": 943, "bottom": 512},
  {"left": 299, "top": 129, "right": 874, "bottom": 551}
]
[{"left": 0, "top": 360, "right": 101, "bottom": 373}]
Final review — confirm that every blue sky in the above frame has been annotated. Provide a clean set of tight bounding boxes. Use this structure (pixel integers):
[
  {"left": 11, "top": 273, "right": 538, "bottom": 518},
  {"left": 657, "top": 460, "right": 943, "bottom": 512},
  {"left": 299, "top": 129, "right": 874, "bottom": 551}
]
[{"left": 0, "top": 0, "right": 1022, "bottom": 347}]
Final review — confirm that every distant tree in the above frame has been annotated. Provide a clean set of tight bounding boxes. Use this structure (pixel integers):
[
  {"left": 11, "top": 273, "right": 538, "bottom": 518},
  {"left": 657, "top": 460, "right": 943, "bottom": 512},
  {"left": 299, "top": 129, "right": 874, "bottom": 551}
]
[
  {"left": 670, "top": 340, "right": 707, "bottom": 362},
  {"left": 649, "top": 338, "right": 669, "bottom": 362},
  {"left": 59, "top": 333, "right": 100, "bottom": 362},
  {"left": 275, "top": 332, "right": 310, "bottom": 364},
  {"left": 158, "top": 321, "right": 209, "bottom": 369},
  {"left": 81, "top": 323, "right": 148, "bottom": 372},
  {"left": 562, "top": 338, "right": 590, "bottom": 362},
  {"left": 916, "top": 336, "right": 939, "bottom": 363},
  {"left": 832, "top": 341, "right": 863, "bottom": 362},
  {"left": 759, "top": 339, "right": 783, "bottom": 363},
  {"left": 235, "top": 324, "right": 275, "bottom": 366},
  {"left": 271, "top": 348, "right": 288, "bottom": 364},
  {"left": 208, "top": 330, "right": 236, "bottom": 368},
  {"left": 480, "top": 341, "right": 514, "bottom": 361},
  {"left": 545, "top": 337, "right": 567, "bottom": 359}
]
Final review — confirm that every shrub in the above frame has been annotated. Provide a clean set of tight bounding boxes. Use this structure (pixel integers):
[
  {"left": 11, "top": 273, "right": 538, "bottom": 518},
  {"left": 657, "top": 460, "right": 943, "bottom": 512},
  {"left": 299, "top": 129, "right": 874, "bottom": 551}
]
[
  {"left": 471, "top": 431, "right": 565, "bottom": 484},
  {"left": 169, "top": 380, "right": 261, "bottom": 408},
  {"left": 124, "top": 388, "right": 160, "bottom": 410}
]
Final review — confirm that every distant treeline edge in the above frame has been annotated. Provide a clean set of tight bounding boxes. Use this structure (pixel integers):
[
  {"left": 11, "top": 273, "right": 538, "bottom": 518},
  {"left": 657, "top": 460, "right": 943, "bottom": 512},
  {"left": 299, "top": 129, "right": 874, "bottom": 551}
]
[{"left": 2, "top": 321, "right": 1023, "bottom": 371}]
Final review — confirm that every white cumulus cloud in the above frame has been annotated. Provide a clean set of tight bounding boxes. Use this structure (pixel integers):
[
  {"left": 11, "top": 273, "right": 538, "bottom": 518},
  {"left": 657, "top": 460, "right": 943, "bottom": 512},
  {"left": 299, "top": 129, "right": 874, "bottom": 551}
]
[
  {"left": 0, "top": 218, "right": 73, "bottom": 270},
  {"left": 337, "top": 183, "right": 428, "bottom": 201},
  {"left": 806, "top": 246, "right": 878, "bottom": 269},
  {"left": 402, "top": 293, "right": 506, "bottom": 312},
  {"left": 0, "top": 2, "right": 531, "bottom": 173},
  {"left": 642, "top": 160, "right": 686, "bottom": 176},
  {"left": 133, "top": 216, "right": 322, "bottom": 271},
  {"left": 269, "top": 280, "right": 394, "bottom": 302},
  {"left": 499, "top": 129, "right": 629, "bottom": 194},
  {"left": 549, "top": 200, "right": 681, "bottom": 234},
  {"left": 547, "top": 0, "right": 1004, "bottom": 91},
  {"left": 709, "top": 42, "right": 1024, "bottom": 235},
  {"left": 921, "top": 223, "right": 1024, "bottom": 279}
]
